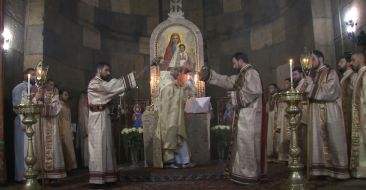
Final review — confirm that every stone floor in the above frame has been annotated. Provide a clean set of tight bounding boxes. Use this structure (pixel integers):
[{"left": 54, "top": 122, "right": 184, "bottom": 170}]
[{"left": 1, "top": 163, "right": 366, "bottom": 190}]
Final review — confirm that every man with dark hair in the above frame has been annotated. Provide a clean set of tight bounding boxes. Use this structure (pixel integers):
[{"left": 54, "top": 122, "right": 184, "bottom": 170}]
[
  {"left": 292, "top": 66, "right": 305, "bottom": 89},
  {"left": 292, "top": 66, "right": 308, "bottom": 161},
  {"left": 283, "top": 78, "right": 291, "bottom": 90},
  {"left": 200, "top": 52, "right": 266, "bottom": 184},
  {"left": 349, "top": 52, "right": 366, "bottom": 178},
  {"left": 88, "top": 62, "right": 137, "bottom": 186},
  {"left": 12, "top": 68, "right": 36, "bottom": 182},
  {"left": 304, "top": 49, "right": 349, "bottom": 179},
  {"left": 339, "top": 53, "right": 356, "bottom": 158},
  {"left": 338, "top": 52, "right": 352, "bottom": 75}
]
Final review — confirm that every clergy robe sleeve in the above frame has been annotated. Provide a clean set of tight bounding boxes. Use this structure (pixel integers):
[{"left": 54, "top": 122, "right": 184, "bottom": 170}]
[
  {"left": 207, "top": 70, "right": 237, "bottom": 90},
  {"left": 309, "top": 69, "right": 341, "bottom": 101},
  {"left": 91, "top": 72, "right": 137, "bottom": 101},
  {"left": 231, "top": 69, "right": 263, "bottom": 108},
  {"left": 43, "top": 94, "right": 62, "bottom": 117}
]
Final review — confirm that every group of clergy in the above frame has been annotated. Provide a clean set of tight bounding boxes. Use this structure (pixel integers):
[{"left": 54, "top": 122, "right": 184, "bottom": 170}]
[
  {"left": 12, "top": 69, "right": 88, "bottom": 186},
  {"left": 11, "top": 49, "right": 366, "bottom": 188},
  {"left": 266, "top": 51, "right": 366, "bottom": 179}
]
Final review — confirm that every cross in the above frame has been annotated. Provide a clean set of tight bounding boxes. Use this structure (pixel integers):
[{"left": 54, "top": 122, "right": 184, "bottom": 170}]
[{"left": 169, "top": 0, "right": 184, "bottom": 19}]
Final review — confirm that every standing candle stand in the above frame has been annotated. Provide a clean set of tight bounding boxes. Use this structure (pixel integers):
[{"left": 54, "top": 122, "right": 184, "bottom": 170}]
[
  {"left": 14, "top": 61, "right": 48, "bottom": 190},
  {"left": 279, "top": 86, "right": 309, "bottom": 190},
  {"left": 14, "top": 96, "right": 42, "bottom": 190}
]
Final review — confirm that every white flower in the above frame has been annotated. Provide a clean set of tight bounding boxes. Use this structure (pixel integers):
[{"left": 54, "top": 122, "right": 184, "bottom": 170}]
[
  {"left": 138, "top": 128, "right": 143, "bottom": 133},
  {"left": 211, "top": 125, "right": 230, "bottom": 131},
  {"left": 121, "top": 128, "right": 128, "bottom": 134}
]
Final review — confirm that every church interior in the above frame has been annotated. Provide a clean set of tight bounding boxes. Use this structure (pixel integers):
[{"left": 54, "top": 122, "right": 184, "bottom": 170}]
[{"left": 1, "top": 0, "right": 366, "bottom": 189}]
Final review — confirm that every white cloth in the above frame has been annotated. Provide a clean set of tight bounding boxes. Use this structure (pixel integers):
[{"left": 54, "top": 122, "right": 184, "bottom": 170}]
[
  {"left": 175, "top": 141, "right": 190, "bottom": 164},
  {"left": 12, "top": 81, "right": 28, "bottom": 181}
]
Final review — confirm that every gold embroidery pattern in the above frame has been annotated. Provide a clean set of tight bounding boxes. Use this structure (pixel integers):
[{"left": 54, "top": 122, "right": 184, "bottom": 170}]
[
  {"left": 311, "top": 67, "right": 334, "bottom": 168},
  {"left": 225, "top": 66, "right": 251, "bottom": 176},
  {"left": 44, "top": 119, "right": 54, "bottom": 171},
  {"left": 350, "top": 69, "right": 366, "bottom": 169},
  {"left": 319, "top": 102, "right": 333, "bottom": 167},
  {"left": 44, "top": 91, "right": 55, "bottom": 171}
]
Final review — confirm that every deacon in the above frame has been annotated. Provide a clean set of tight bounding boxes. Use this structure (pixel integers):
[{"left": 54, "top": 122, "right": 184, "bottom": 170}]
[
  {"left": 304, "top": 50, "right": 349, "bottom": 179},
  {"left": 349, "top": 52, "right": 366, "bottom": 178},
  {"left": 12, "top": 68, "right": 36, "bottom": 182},
  {"left": 87, "top": 62, "right": 137, "bottom": 186},
  {"left": 200, "top": 52, "right": 266, "bottom": 184},
  {"left": 338, "top": 54, "right": 355, "bottom": 154},
  {"left": 58, "top": 89, "right": 77, "bottom": 171}
]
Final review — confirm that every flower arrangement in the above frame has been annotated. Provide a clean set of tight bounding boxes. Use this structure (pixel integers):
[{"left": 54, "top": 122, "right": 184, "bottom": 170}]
[
  {"left": 211, "top": 125, "right": 230, "bottom": 161},
  {"left": 121, "top": 127, "right": 144, "bottom": 150}
]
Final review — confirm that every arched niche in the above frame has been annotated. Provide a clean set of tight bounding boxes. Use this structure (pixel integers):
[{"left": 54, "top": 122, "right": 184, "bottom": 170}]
[{"left": 149, "top": 16, "right": 205, "bottom": 108}]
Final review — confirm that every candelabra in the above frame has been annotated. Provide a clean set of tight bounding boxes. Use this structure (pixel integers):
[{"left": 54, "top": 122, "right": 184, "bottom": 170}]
[
  {"left": 14, "top": 60, "right": 48, "bottom": 190},
  {"left": 14, "top": 95, "right": 42, "bottom": 190},
  {"left": 279, "top": 87, "right": 309, "bottom": 190}
]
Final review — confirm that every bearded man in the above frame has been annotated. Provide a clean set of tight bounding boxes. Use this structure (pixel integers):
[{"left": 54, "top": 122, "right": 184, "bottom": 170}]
[
  {"left": 304, "top": 50, "right": 349, "bottom": 179},
  {"left": 87, "top": 62, "right": 137, "bottom": 186}
]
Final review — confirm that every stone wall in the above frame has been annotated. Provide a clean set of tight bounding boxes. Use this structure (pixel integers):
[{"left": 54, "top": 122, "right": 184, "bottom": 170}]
[
  {"left": 203, "top": 0, "right": 315, "bottom": 95},
  {"left": 42, "top": 0, "right": 203, "bottom": 101},
  {"left": 42, "top": 0, "right": 319, "bottom": 105}
]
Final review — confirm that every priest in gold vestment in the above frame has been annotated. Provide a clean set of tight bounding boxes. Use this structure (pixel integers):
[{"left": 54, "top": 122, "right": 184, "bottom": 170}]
[
  {"left": 305, "top": 50, "right": 349, "bottom": 179},
  {"left": 87, "top": 62, "right": 137, "bottom": 185},
  {"left": 153, "top": 61, "right": 194, "bottom": 168},
  {"left": 200, "top": 52, "right": 266, "bottom": 184},
  {"left": 34, "top": 79, "right": 66, "bottom": 184},
  {"left": 349, "top": 52, "right": 366, "bottom": 178}
]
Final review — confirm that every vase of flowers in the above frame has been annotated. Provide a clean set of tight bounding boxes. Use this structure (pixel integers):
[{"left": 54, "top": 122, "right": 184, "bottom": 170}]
[
  {"left": 121, "top": 127, "right": 144, "bottom": 166},
  {"left": 211, "top": 125, "right": 230, "bottom": 162}
]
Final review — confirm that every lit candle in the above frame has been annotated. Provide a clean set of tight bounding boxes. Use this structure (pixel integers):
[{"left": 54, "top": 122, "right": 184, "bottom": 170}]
[
  {"left": 27, "top": 74, "right": 31, "bottom": 95},
  {"left": 289, "top": 59, "right": 293, "bottom": 86},
  {"left": 194, "top": 74, "right": 198, "bottom": 84}
]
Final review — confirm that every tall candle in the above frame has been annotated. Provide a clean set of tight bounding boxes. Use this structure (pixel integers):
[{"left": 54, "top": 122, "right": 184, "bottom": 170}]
[
  {"left": 27, "top": 74, "right": 31, "bottom": 95},
  {"left": 289, "top": 59, "right": 293, "bottom": 86}
]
